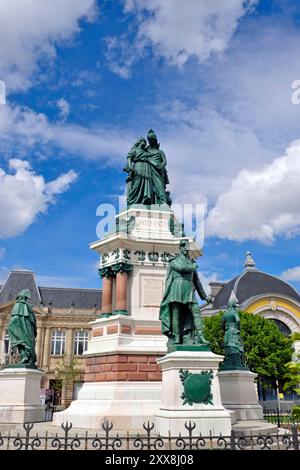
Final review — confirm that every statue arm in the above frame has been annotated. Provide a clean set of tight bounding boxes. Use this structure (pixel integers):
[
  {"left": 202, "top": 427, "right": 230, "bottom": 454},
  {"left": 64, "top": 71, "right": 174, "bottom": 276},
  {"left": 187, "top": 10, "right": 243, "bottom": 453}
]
[
  {"left": 193, "top": 271, "right": 208, "bottom": 301},
  {"left": 159, "top": 150, "right": 167, "bottom": 169},
  {"left": 126, "top": 152, "right": 134, "bottom": 170}
]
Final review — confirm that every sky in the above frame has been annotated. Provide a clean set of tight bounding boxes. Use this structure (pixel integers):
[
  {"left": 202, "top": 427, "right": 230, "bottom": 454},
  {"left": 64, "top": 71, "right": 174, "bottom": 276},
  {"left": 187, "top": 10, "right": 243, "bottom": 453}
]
[{"left": 1, "top": 0, "right": 300, "bottom": 293}]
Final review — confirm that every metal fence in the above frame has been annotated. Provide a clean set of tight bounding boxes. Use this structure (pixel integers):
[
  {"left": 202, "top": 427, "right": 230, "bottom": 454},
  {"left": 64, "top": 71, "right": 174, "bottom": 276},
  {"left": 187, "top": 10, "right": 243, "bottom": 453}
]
[
  {"left": 0, "top": 420, "right": 300, "bottom": 450},
  {"left": 263, "top": 408, "right": 299, "bottom": 428}
]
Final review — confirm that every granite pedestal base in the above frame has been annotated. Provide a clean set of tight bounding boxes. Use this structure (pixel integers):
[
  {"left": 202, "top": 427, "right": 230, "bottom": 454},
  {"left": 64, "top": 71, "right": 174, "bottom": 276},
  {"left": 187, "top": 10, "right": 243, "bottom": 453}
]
[
  {"left": 53, "top": 381, "right": 161, "bottom": 431},
  {"left": 155, "top": 351, "right": 232, "bottom": 436},
  {"left": 218, "top": 370, "right": 263, "bottom": 421},
  {"left": 0, "top": 368, "right": 44, "bottom": 423}
]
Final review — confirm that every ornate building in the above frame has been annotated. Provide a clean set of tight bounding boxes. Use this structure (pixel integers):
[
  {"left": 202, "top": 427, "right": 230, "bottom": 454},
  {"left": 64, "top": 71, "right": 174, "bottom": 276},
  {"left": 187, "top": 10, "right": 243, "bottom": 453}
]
[
  {"left": 0, "top": 270, "right": 101, "bottom": 406},
  {"left": 205, "top": 252, "right": 300, "bottom": 337},
  {"left": 2, "top": 253, "right": 300, "bottom": 408}
]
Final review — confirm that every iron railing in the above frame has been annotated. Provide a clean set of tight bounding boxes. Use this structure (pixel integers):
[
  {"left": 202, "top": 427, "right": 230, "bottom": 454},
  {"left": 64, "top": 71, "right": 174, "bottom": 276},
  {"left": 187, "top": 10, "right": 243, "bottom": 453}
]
[
  {"left": 0, "top": 421, "right": 299, "bottom": 450},
  {"left": 263, "top": 408, "right": 299, "bottom": 428}
]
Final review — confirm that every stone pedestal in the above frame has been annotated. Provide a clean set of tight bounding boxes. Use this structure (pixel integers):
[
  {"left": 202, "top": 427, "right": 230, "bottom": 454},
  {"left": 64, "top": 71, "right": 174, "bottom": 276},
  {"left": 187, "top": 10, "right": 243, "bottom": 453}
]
[
  {"left": 155, "top": 351, "right": 232, "bottom": 436},
  {"left": 54, "top": 208, "right": 205, "bottom": 432},
  {"left": 53, "top": 381, "right": 162, "bottom": 431},
  {"left": 53, "top": 315, "right": 167, "bottom": 431},
  {"left": 0, "top": 368, "right": 44, "bottom": 423},
  {"left": 218, "top": 370, "right": 263, "bottom": 421}
]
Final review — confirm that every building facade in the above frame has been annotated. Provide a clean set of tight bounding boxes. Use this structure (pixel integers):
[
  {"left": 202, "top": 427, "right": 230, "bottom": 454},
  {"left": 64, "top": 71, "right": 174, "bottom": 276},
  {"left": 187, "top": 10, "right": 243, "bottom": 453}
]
[
  {"left": 204, "top": 252, "right": 300, "bottom": 337},
  {"left": 0, "top": 270, "right": 101, "bottom": 406},
  {"left": 2, "top": 253, "right": 300, "bottom": 407}
]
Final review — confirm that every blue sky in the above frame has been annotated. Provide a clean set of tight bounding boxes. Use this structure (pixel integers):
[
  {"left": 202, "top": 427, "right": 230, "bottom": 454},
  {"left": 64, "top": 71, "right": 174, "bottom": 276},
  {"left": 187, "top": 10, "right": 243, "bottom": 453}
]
[{"left": 1, "top": 0, "right": 300, "bottom": 292}]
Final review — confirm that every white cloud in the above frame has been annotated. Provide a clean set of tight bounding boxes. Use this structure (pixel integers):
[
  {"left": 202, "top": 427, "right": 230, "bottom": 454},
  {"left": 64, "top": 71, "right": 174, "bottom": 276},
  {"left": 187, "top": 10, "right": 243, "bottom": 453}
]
[
  {"left": 0, "top": 247, "right": 6, "bottom": 259},
  {"left": 197, "top": 270, "right": 220, "bottom": 297},
  {"left": 281, "top": 266, "right": 300, "bottom": 282},
  {"left": 57, "top": 98, "right": 70, "bottom": 121},
  {"left": 206, "top": 140, "right": 300, "bottom": 244},
  {"left": 0, "top": 159, "right": 77, "bottom": 238},
  {"left": 0, "top": 0, "right": 97, "bottom": 91},
  {"left": 159, "top": 101, "right": 273, "bottom": 206},
  {"left": 0, "top": 101, "right": 134, "bottom": 163},
  {"left": 0, "top": 80, "right": 6, "bottom": 104},
  {"left": 107, "top": 0, "right": 258, "bottom": 76}
]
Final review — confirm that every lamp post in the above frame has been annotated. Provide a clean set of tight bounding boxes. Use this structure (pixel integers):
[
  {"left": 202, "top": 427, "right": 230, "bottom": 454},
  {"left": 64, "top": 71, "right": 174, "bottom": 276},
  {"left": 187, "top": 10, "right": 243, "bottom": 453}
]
[{"left": 275, "top": 367, "right": 281, "bottom": 428}]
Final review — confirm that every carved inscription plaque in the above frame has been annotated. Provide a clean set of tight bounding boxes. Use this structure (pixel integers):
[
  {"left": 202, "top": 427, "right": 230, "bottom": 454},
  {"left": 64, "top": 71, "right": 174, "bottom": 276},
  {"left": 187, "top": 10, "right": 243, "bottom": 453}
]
[{"left": 142, "top": 277, "right": 164, "bottom": 307}]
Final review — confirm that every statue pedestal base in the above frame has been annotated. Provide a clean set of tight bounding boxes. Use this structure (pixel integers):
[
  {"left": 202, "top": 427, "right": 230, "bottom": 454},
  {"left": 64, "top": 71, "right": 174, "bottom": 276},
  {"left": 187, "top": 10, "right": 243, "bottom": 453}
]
[
  {"left": 0, "top": 368, "right": 44, "bottom": 423},
  {"left": 53, "top": 315, "right": 166, "bottom": 432},
  {"left": 155, "top": 351, "right": 231, "bottom": 436},
  {"left": 218, "top": 370, "right": 263, "bottom": 421},
  {"left": 53, "top": 381, "right": 162, "bottom": 431}
]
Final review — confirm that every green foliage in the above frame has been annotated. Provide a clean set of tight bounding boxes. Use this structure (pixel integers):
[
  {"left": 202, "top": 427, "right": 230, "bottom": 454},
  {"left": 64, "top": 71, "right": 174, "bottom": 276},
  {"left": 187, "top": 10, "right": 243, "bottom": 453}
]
[
  {"left": 283, "top": 355, "right": 300, "bottom": 394},
  {"left": 290, "top": 332, "right": 300, "bottom": 342},
  {"left": 291, "top": 405, "right": 300, "bottom": 421},
  {"left": 51, "top": 379, "right": 62, "bottom": 393},
  {"left": 203, "top": 311, "right": 293, "bottom": 387},
  {"left": 54, "top": 354, "right": 81, "bottom": 387}
]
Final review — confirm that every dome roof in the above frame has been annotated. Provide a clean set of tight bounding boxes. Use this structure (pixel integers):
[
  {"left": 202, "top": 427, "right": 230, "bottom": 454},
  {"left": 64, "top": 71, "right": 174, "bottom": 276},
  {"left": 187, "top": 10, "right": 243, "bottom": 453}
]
[{"left": 213, "top": 253, "right": 300, "bottom": 309}]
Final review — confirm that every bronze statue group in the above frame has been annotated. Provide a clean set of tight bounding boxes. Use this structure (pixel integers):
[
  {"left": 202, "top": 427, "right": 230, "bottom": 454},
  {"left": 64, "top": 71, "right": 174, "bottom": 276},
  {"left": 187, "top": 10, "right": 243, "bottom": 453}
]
[{"left": 7, "top": 130, "right": 248, "bottom": 372}]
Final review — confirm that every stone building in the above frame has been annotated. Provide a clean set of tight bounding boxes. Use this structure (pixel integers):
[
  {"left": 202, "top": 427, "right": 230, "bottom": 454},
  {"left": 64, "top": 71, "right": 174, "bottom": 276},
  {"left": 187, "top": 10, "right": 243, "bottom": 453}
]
[
  {"left": 203, "top": 252, "right": 300, "bottom": 401},
  {"left": 2, "top": 252, "right": 300, "bottom": 408},
  {"left": 0, "top": 270, "right": 101, "bottom": 406},
  {"left": 204, "top": 252, "right": 300, "bottom": 337}
]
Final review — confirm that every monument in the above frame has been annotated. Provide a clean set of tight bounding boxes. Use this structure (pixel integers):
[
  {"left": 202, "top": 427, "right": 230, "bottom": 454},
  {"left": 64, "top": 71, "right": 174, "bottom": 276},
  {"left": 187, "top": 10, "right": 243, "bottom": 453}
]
[
  {"left": 53, "top": 130, "right": 212, "bottom": 431},
  {"left": 0, "top": 290, "right": 44, "bottom": 423},
  {"left": 159, "top": 239, "right": 211, "bottom": 351},
  {"left": 53, "top": 129, "right": 232, "bottom": 435},
  {"left": 218, "top": 293, "right": 276, "bottom": 434},
  {"left": 155, "top": 244, "right": 231, "bottom": 436}
]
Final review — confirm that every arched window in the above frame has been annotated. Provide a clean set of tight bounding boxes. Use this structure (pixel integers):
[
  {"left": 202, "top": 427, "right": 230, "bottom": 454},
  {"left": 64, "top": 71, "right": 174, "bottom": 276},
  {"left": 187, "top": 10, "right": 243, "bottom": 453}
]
[{"left": 270, "top": 319, "right": 291, "bottom": 337}]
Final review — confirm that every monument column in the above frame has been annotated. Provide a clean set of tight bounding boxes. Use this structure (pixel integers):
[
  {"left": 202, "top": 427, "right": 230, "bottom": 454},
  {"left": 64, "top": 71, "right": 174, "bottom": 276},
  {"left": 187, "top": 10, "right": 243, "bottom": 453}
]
[
  {"left": 112, "top": 262, "right": 132, "bottom": 315},
  {"left": 99, "top": 267, "right": 114, "bottom": 318},
  {"left": 42, "top": 327, "right": 51, "bottom": 369}
]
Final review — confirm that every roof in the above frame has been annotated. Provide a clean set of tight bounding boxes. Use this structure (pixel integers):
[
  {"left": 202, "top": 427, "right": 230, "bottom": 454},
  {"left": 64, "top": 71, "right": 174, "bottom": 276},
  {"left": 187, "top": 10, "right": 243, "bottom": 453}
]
[
  {"left": 0, "top": 271, "right": 102, "bottom": 309},
  {"left": 39, "top": 287, "right": 101, "bottom": 309},
  {"left": 213, "top": 269, "right": 300, "bottom": 309},
  {"left": 0, "top": 271, "right": 41, "bottom": 306}
]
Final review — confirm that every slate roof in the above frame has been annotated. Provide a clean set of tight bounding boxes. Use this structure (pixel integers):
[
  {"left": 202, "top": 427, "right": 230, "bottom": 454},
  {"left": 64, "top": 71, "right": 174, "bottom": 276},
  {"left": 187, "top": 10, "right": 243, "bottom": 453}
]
[
  {"left": 213, "top": 269, "right": 300, "bottom": 309},
  {"left": 0, "top": 271, "right": 41, "bottom": 306},
  {"left": 0, "top": 271, "right": 101, "bottom": 309},
  {"left": 39, "top": 287, "right": 101, "bottom": 309}
]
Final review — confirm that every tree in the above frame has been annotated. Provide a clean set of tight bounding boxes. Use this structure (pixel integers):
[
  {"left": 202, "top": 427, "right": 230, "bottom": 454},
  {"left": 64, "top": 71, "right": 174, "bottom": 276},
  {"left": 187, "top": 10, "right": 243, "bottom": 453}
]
[
  {"left": 283, "top": 333, "right": 300, "bottom": 395},
  {"left": 54, "top": 354, "right": 81, "bottom": 406},
  {"left": 203, "top": 311, "right": 293, "bottom": 392}
]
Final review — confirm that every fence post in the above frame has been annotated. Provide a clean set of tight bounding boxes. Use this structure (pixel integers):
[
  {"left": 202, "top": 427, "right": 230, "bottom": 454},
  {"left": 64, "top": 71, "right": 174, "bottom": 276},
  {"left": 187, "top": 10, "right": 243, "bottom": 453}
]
[
  {"left": 276, "top": 407, "right": 280, "bottom": 428},
  {"left": 230, "top": 430, "right": 236, "bottom": 450},
  {"left": 292, "top": 424, "right": 299, "bottom": 450}
]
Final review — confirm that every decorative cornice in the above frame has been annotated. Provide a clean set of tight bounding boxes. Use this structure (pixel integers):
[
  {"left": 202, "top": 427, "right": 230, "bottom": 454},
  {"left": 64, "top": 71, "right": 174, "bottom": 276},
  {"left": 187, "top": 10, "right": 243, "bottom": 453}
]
[
  {"left": 111, "top": 262, "right": 133, "bottom": 274},
  {"left": 98, "top": 266, "right": 115, "bottom": 278}
]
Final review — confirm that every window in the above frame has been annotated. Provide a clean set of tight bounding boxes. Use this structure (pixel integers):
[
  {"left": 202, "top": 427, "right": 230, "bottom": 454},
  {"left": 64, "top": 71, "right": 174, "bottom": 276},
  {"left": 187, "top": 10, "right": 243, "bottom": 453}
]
[
  {"left": 73, "top": 330, "right": 89, "bottom": 355},
  {"left": 51, "top": 330, "right": 66, "bottom": 355},
  {"left": 4, "top": 330, "right": 10, "bottom": 354}
]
